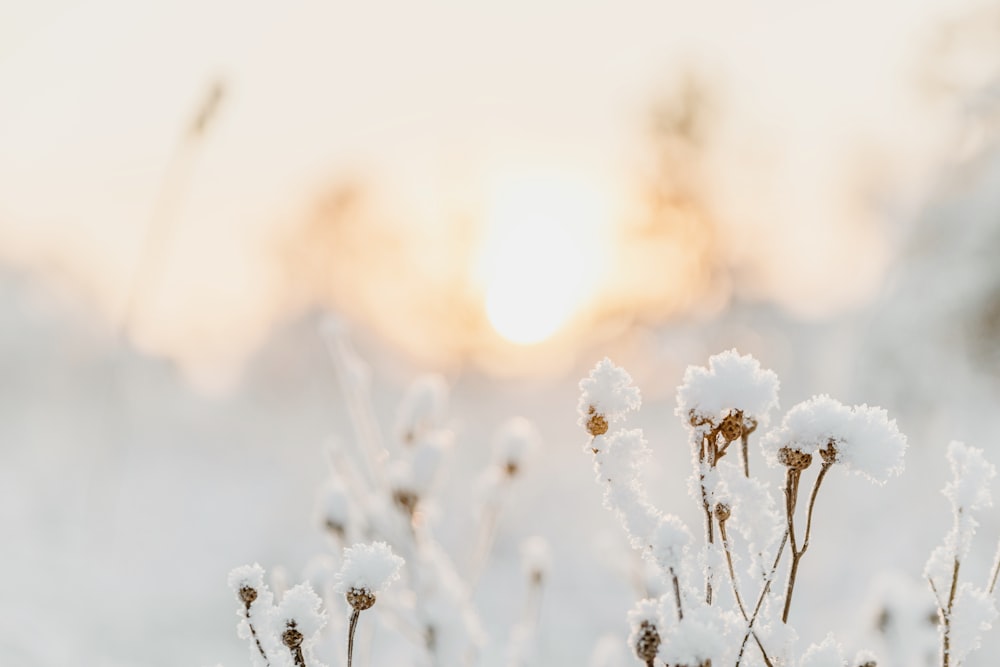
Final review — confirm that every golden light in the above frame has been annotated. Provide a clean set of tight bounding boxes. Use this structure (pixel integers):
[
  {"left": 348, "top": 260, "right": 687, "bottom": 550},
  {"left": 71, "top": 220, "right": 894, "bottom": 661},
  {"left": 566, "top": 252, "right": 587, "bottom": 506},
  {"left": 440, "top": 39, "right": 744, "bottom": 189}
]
[{"left": 479, "top": 173, "right": 611, "bottom": 345}]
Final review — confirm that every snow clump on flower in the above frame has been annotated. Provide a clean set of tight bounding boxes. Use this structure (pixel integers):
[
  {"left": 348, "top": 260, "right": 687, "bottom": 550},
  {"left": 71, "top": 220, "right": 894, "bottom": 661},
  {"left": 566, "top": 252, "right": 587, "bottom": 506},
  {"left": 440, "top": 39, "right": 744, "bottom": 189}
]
[
  {"left": 676, "top": 349, "right": 779, "bottom": 427},
  {"left": 273, "top": 583, "right": 327, "bottom": 656},
  {"left": 334, "top": 541, "right": 404, "bottom": 596},
  {"left": 648, "top": 514, "right": 691, "bottom": 574},
  {"left": 627, "top": 597, "right": 664, "bottom": 664},
  {"left": 762, "top": 395, "right": 906, "bottom": 484},
  {"left": 578, "top": 358, "right": 641, "bottom": 437}
]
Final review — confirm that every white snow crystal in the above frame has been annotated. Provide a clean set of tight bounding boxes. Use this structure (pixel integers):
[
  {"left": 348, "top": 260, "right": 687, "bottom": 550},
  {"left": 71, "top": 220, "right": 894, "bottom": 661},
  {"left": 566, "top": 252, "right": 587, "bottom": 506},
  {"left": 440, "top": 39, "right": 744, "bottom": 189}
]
[
  {"left": 799, "top": 633, "right": 846, "bottom": 667},
  {"left": 334, "top": 541, "right": 404, "bottom": 595},
  {"left": 229, "top": 563, "right": 267, "bottom": 595},
  {"left": 578, "top": 358, "right": 641, "bottom": 424},
  {"left": 676, "top": 349, "right": 779, "bottom": 426},
  {"left": 944, "top": 441, "right": 996, "bottom": 513}
]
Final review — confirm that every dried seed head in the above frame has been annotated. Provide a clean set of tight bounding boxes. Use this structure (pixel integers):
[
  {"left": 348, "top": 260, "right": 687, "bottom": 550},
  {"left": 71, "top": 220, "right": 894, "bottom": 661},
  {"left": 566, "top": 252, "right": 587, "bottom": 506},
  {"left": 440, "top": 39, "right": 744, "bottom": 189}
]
[
  {"left": 239, "top": 586, "right": 257, "bottom": 606},
  {"left": 586, "top": 406, "right": 609, "bottom": 437},
  {"left": 392, "top": 489, "right": 419, "bottom": 518},
  {"left": 855, "top": 661, "right": 876, "bottom": 667},
  {"left": 719, "top": 411, "right": 743, "bottom": 442},
  {"left": 346, "top": 587, "right": 376, "bottom": 611},
  {"left": 282, "top": 622, "right": 304, "bottom": 649},
  {"left": 715, "top": 503, "right": 731, "bottom": 523},
  {"left": 634, "top": 620, "right": 661, "bottom": 663},
  {"left": 778, "top": 446, "right": 813, "bottom": 471},
  {"left": 325, "top": 518, "right": 345, "bottom": 539},
  {"left": 820, "top": 441, "right": 839, "bottom": 465},
  {"left": 504, "top": 461, "right": 519, "bottom": 477}
]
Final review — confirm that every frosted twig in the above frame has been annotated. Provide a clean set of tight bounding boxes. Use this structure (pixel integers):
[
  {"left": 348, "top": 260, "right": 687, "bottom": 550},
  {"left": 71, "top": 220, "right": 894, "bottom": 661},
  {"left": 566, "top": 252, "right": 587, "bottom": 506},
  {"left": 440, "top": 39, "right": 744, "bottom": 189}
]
[
  {"left": 782, "top": 459, "right": 831, "bottom": 623},
  {"left": 736, "top": 531, "right": 789, "bottom": 667}
]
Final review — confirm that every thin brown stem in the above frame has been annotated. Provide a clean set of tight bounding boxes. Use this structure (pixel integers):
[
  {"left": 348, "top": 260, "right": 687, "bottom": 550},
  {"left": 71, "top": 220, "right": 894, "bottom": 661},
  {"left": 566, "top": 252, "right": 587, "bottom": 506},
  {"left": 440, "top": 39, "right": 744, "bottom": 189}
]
[
  {"left": 669, "top": 567, "right": 684, "bottom": 621},
  {"left": 943, "top": 557, "right": 960, "bottom": 667},
  {"left": 736, "top": 531, "right": 789, "bottom": 667},
  {"left": 741, "top": 434, "right": 750, "bottom": 478},
  {"left": 988, "top": 539, "right": 1000, "bottom": 595},
  {"left": 347, "top": 609, "right": 361, "bottom": 667},
  {"left": 781, "top": 463, "right": 830, "bottom": 624},
  {"left": 699, "top": 432, "right": 716, "bottom": 605},
  {"left": 719, "top": 518, "right": 774, "bottom": 667}
]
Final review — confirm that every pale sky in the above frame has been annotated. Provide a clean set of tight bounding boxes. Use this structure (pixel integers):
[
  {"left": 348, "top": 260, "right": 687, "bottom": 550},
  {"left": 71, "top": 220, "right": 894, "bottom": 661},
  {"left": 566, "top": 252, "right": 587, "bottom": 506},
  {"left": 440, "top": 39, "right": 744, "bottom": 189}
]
[{"left": 0, "top": 0, "right": 987, "bottom": 379}]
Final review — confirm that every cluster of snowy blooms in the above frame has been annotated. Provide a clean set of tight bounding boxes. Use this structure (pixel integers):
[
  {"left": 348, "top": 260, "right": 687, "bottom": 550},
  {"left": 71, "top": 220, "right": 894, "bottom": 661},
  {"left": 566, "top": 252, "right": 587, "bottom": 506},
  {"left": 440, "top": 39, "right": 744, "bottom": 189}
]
[
  {"left": 579, "top": 350, "right": 1000, "bottom": 667},
  {"left": 229, "top": 321, "right": 548, "bottom": 667},
  {"left": 229, "top": 543, "right": 402, "bottom": 667}
]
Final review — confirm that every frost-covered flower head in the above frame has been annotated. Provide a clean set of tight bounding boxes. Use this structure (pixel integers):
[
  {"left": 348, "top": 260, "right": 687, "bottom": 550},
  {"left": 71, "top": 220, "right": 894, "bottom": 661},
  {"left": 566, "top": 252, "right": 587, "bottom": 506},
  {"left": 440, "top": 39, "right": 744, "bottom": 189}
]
[
  {"left": 649, "top": 515, "right": 691, "bottom": 574},
  {"left": 578, "top": 358, "right": 641, "bottom": 437},
  {"left": 335, "top": 541, "right": 404, "bottom": 611},
  {"left": 396, "top": 374, "right": 449, "bottom": 444},
  {"left": 274, "top": 583, "right": 327, "bottom": 662},
  {"left": 493, "top": 417, "right": 540, "bottom": 477},
  {"left": 676, "top": 349, "right": 779, "bottom": 431},
  {"left": 520, "top": 536, "right": 551, "bottom": 583},
  {"left": 229, "top": 563, "right": 268, "bottom": 609},
  {"left": 943, "top": 440, "right": 996, "bottom": 513},
  {"left": 627, "top": 598, "right": 664, "bottom": 665},
  {"left": 762, "top": 395, "right": 906, "bottom": 484}
]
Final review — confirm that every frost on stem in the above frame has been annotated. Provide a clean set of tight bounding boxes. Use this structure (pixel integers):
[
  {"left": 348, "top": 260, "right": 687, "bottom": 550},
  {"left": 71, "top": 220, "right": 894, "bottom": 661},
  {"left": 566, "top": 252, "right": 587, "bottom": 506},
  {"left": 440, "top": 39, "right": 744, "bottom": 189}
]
[
  {"left": 578, "top": 358, "right": 641, "bottom": 446},
  {"left": 925, "top": 441, "right": 998, "bottom": 667},
  {"left": 229, "top": 563, "right": 276, "bottom": 667}
]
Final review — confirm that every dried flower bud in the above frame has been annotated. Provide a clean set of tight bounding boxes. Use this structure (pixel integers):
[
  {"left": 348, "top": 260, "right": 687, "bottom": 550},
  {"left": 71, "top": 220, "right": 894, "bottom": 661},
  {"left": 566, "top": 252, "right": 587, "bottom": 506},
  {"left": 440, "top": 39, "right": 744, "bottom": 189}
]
[
  {"left": 392, "top": 489, "right": 419, "bottom": 518},
  {"left": 719, "top": 411, "right": 743, "bottom": 442},
  {"left": 856, "top": 661, "right": 876, "bottom": 667},
  {"left": 820, "top": 441, "right": 839, "bottom": 465},
  {"left": 239, "top": 586, "right": 257, "bottom": 607},
  {"left": 778, "top": 446, "right": 813, "bottom": 471},
  {"left": 504, "top": 461, "right": 519, "bottom": 477},
  {"left": 715, "top": 503, "right": 732, "bottom": 523},
  {"left": 282, "top": 623, "right": 304, "bottom": 649},
  {"left": 586, "top": 406, "right": 609, "bottom": 437},
  {"left": 634, "top": 620, "right": 661, "bottom": 663},
  {"left": 346, "top": 587, "right": 376, "bottom": 611}
]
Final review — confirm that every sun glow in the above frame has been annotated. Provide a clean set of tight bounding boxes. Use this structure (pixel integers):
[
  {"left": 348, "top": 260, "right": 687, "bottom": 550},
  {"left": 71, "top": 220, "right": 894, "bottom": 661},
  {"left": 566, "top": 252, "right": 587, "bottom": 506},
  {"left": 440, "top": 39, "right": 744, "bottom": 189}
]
[{"left": 479, "top": 174, "right": 611, "bottom": 345}]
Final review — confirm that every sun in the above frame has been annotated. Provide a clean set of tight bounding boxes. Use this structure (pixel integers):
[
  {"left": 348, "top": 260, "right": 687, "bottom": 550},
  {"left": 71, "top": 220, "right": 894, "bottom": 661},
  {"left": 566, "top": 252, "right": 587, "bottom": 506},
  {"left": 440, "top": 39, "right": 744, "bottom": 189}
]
[{"left": 479, "top": 173, "right": 610, "bottom": 345}]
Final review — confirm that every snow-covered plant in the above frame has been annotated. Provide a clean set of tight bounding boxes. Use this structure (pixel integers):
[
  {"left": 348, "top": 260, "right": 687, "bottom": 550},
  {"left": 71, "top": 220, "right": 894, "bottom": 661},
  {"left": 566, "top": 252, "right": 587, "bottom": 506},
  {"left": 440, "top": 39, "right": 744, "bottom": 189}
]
[
  {"left": 229, "top": 564, "right": 329, "bottom": 667},
  {"left": 578, "top": 351, "right": 910, "bottom": 667},
  {"left": 925, "top": 441, "right": 999, "bottom": 667},
  {"left": 229, "top": 321, "right": 546, "bottom": 667},
  {"left": 335, "top": 541, "right": 404, "bottom": 667}
]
